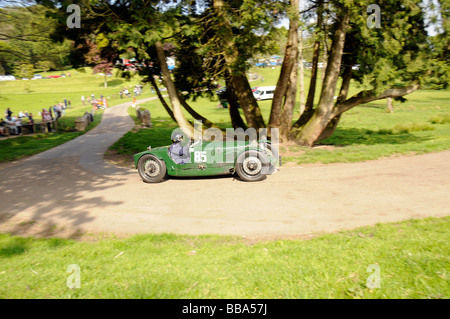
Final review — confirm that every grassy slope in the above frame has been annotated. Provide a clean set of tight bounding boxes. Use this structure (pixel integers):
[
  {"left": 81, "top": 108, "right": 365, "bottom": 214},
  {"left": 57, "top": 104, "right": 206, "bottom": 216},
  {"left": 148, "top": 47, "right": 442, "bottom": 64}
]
[
  {"left": 0, "top": 67, "right": 149, "bottom": 114},
  {"left": 0, "top": 217, "right": 448, "bottom": 298}
]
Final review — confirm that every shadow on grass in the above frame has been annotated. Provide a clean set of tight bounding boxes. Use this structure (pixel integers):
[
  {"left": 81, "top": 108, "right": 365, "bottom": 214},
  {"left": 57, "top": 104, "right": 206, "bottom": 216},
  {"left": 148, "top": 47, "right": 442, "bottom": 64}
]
[
  {"left": 110, "top": 117, "right": 177, "bottom": 155},
  {"left": 101, "top": 79, "right": 124, "bottom": 87},
  {"left": 0, "top": 237, "right": 30, "bottom": 258},
  {"left": 319, "top": 127, "right": 432, "bottom": 146}
]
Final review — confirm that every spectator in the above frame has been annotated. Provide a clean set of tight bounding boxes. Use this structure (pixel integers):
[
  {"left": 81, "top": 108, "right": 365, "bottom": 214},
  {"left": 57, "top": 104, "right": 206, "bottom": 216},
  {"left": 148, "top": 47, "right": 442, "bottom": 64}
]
[
  {"left": 5, "top": 108, "right": 12, "bottom": 118},
  {"left": 81, "top": 95, "right": 86, "bottom": 105},
  {"left": 27, "top": 113, "right": 35, "bottom": 133},
  {"left": 42, "top": 109, "right": 52, "bottom": 132},
  {"left": 5, "top": 116, "right": 18, "bottom": 135},
  {"left": 53, "top": 105, "right": 60, "bottom": 119},
  {"left": 48, "top": 107, "right": 54, "bottom": 121},
  {"left": 14, "top": 117, "right": 22, "bottom": 135},
  {"left": 0, "top": 118, "right": 6, "bottom": 136}
]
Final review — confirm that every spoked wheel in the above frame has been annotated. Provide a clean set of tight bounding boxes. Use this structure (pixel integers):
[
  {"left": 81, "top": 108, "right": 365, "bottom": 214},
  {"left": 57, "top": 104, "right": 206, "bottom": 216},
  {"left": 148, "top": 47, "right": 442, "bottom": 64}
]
[
  {"left": 235, "top": 150, "right": 268, "bottom": 182},
  {"left": 137, "top": 154, "right": 167, "bottom": 183}
]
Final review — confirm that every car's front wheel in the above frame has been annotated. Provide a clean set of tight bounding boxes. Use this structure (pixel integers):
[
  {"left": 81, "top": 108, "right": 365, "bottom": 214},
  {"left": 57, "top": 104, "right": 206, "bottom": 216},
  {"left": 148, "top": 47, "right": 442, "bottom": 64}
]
[
  {"left": 235, "top": 150, "right": 268, "bottom": 182},
  {"left": 137, "top": 154, "right": 167, "bottom": 183}
]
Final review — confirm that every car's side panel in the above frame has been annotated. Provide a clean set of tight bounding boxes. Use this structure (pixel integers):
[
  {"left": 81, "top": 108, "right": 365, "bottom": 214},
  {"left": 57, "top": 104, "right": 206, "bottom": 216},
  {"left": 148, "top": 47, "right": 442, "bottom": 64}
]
[{"left": 133, "top": 140, "right": 279, "bottom": 179}]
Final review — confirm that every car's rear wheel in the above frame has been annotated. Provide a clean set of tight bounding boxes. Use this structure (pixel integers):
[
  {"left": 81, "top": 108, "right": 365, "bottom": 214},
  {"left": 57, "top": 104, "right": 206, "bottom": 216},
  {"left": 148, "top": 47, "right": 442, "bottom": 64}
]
[
  {"left": 137, "top": 154, "right": 167, "bottom": 183},
  {"left": 235, "top": 150, "right": 268, "bottom": 182}
]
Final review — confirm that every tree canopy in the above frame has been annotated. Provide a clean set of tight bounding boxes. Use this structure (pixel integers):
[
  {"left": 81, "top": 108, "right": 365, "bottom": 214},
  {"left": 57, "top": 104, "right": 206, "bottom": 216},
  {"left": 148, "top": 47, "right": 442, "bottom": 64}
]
[
  {"left": 4, "top": 0, "right": 448, "bottom": 145},
  {"left": 0, "top": 3, "right": 72, "bottom": 75}
]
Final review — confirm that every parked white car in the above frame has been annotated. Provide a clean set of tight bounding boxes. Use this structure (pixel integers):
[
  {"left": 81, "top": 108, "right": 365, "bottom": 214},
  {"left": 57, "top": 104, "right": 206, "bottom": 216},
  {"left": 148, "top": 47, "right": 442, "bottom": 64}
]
[
  {"left": 253, "top": 86, "right": 276, "bottom": 101},
  {"left": 0, "top": 75, "right": 16, "bottom": 81}
]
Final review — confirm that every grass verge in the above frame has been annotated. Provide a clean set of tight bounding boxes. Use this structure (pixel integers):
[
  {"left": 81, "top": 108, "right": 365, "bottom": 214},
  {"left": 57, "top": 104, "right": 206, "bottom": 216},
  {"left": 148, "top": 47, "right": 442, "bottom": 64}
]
[{"left": 0, "top": 217, "right": 448, "bottom": 298}]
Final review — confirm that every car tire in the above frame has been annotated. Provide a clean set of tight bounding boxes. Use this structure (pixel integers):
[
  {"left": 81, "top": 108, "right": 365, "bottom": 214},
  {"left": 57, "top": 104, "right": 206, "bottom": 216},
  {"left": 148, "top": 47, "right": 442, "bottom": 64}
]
[
  {"left": 235, "top": 150, "right": 268, "bottom": 182},
  {"left": 137, "top": 154, "right": 167, "bottom": 183}
]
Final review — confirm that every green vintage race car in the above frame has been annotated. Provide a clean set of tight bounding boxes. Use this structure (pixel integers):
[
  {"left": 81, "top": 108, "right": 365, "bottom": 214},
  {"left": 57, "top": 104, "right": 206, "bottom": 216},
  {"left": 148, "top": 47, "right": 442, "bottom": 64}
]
[{"left": 133, "top": 137, "right": 280, "bottom": 183}]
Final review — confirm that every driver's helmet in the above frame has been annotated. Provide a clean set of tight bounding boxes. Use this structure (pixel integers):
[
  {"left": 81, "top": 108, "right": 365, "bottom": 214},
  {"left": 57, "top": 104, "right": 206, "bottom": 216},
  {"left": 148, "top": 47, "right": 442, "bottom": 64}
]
[{"left": 171, "top": 132, "right": 183, "bottom": 143}]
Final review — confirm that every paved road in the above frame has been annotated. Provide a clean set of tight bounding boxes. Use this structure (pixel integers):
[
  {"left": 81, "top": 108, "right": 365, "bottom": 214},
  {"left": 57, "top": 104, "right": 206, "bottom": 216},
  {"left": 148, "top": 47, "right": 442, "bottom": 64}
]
[{"left": 0, "top": 101, "right": 449, "bottom": 239}]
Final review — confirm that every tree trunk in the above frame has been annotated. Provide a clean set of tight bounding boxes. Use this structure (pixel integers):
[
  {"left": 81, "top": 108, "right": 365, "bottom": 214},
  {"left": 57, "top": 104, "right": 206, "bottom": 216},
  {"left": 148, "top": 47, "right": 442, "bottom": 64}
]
[
  {"left": 177, "top": 93, "right": 217, "bottom": 128},
  {"left": 316, "top": 64, "right": 353, "bottom": 142},
  {"left": 230, "top": 73, "right": 265, "bottom": 129},
  {"left": 280, "top": 59, "right": 298, "bottom": 142},
  {"left": 269, "top": 0, "right": 299, "bottom": 130},
  {"left": 298, "top": 29, "right": 305, "bottom": 115},
  {"left": 331, "top": 83, "right": 420, "bottom": 119},
  {"left": 290, "top": 14, "right": 350, "bottom": 146},
  {"left": 293, "top": 1, "right": 324, "bottom": 129},
  {"left": 226, "top": 74, "right": 247, "bottom": 129},
  {"left": 148, "top": 74, "right": 176, "bottom": 122},
  {"left": 104, "top": 74, "right": 107, "bottom": 88},
  {"left": 155, "top": 40, "right": 194, "bottom": 138},
  {"left": 212, "top": 0, "right": 265, "bottom": 129},
  {"left": 386, "top": 97, "right": 393, "bottom": 113}
]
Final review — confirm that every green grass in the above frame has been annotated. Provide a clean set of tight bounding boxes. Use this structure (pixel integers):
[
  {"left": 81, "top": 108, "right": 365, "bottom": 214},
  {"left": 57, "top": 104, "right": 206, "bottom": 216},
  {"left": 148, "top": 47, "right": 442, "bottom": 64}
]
[
  {"left": 0, "top": 67, "right": 150, "bottom": 114},
  {"left": 0, "top": 67, "right": 153, "bottom": 162},
  {"left": 0, "top": 217, "right": 448, "bottom": 298}
]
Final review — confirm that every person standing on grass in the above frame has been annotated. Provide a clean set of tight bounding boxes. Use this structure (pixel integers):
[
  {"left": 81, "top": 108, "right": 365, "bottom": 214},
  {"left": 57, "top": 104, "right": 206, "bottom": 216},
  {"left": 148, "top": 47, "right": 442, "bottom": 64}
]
[
  {"left": 53, "top": 105, "right": 58, "bottom": 119},
  {"left": 0, "top": 119, "right": 6, "bottom": 136},
  {"left": 81, "top": 95, "right": 85, "bottom": 105},
  {"left": 5, "top": 108, "right": 12, "bottom": 118},
  {"left": 5, "top": 117, "right": 18, "bottom": 135},
  {"left": 14, "top": 117, "right": 22, "bottom": 135},
  {"left": 42, "top": 109, "right": 52, "bottom": 132},
  {"left": 27, "top": 113, "right": 35, "bottom": 133}
]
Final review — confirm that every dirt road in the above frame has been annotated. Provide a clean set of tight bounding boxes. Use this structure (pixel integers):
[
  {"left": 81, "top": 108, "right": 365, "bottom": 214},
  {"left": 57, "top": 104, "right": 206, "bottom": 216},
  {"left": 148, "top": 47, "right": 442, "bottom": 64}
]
[{"left": 0, "top": 101, "right": 449, "bottom": 239}]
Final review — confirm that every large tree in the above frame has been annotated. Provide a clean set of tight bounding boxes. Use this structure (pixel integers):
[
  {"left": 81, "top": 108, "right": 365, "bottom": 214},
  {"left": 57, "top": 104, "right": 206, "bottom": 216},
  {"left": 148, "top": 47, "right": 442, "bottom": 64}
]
[
  {"left": 40, "top": 0, "right": 439, "bottom": 146},
  {"left": 284, "top": 0, "right": 429, "bottom": 146},
  {"left": 0, "top": 3, "right": 72, "bottom": 74}
]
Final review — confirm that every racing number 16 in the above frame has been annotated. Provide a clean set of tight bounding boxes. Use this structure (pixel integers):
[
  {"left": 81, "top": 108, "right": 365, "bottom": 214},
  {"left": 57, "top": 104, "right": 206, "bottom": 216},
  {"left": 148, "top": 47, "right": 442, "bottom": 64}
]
[{"left": 194, "top": 151, "right": 207, "bottom": 162}]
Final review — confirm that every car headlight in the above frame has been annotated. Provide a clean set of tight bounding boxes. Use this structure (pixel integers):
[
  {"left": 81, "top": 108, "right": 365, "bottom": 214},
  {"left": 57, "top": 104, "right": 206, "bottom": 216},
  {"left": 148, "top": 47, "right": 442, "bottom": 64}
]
[{"left": 147, "top": 146, "right": 152, "bottom": 151}]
